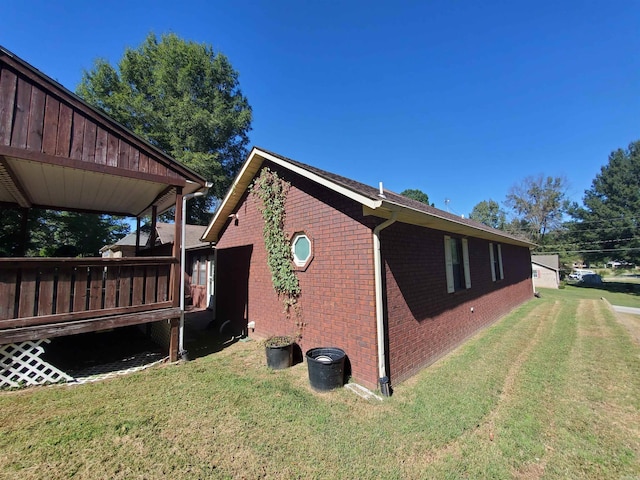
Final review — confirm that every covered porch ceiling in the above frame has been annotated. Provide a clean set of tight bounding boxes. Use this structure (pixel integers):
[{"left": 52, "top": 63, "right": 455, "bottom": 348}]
[{"left": 0, "top": 46, "right": 207, "bottom": 217}]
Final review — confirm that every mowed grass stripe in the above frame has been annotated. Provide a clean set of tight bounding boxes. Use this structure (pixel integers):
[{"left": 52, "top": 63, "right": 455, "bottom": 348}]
[
  {"left": 543, "top": 299, "right": 640, "bottom": 479},
  {"left": 416, "top": 298, "right": 574, "bottom": 479},
  {"left": 393, "top": 298, "right": 559, "bottom": 477},
  {"left": 1, "top": 289, "right": 638, "bottom": 479}
]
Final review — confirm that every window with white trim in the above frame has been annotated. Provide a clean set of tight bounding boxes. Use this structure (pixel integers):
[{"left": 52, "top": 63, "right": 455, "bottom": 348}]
[
  {"left": 489, "top": 243, "right": 504, "bottom": 281},
  {"left": 445, "top": 236, "right": 471, "bottom": 293},
  {"left": 291, "top": 233, "right": 312, "bottom": 267},
  {"left": 191, "top": 256, "right": 208, "bottom": 286}
]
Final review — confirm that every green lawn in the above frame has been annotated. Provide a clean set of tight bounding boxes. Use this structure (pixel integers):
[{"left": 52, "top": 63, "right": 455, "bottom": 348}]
[
  {"left": 1, "top": 288, "right": 639, "bottom": 479},
  {"left": 562, "top": 280, "right": 640, "bottom": 308}
]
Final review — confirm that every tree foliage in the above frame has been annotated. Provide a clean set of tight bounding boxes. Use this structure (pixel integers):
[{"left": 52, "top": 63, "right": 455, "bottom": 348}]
[
  {"left": 568, "top": 140, "right": 640, "bottom": 264},
  {"left": 0, "top": 208, "right": 129, "bottom": 257},
  {"left": 469, "top": 199, "right": 506, "bottom": 230},
  {"left": 504, "top": 175, "right": 568, "bottom": 244},
  {"left": 400, "top": 189, "right": 432, "bottom": 206},
  {"left": 77, "top": 32, "right": 253, "bottom": 224}
]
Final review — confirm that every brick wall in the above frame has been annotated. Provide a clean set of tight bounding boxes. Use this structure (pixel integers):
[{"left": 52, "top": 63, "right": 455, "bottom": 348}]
[
  {"left": 215, "top": 161, "right": 534, "bottom": 389},
  {"left": 215, "top": 161, "right": 381, "bottom": 388},
  {"left": 382, "top": 222, "right": 533, "bottom": 384}
]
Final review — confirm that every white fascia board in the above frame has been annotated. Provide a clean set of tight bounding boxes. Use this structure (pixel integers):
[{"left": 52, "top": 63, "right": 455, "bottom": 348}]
[
  {"left": 257, "top": 150, "right": 383, "bottom": 210},
  {"left": 202, "top": 147, "right": 386, "bottom": 243},
  {"left": 201, "top": 149, "right": 263, "bottom": 242},
  {"left": 363, "top": 201, "right": 535, "bottom": 248}
]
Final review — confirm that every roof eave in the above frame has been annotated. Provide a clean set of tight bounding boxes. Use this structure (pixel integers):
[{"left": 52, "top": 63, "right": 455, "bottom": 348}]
[
  {"left": 201, "top": 147, "right": 383, "bottom": 242},
  {"left": 202, "top": 146, "right": 536, "bottom": 249},
  {"left": 364, "top": 201, "right": 536, "bottom": 248}
]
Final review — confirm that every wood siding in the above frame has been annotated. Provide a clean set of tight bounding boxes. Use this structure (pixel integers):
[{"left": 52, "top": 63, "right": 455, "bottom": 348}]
[
  {"left": 0, "top": 257, "right": 176, "bottom": 343},
  {"left": 0, "top": 60, "right": 180, "bottom": 182}
]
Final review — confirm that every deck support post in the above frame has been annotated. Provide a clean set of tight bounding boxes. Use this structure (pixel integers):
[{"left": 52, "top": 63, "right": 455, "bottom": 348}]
[{"left": 169, "top": 317, "right": 180, "bottom": 362}]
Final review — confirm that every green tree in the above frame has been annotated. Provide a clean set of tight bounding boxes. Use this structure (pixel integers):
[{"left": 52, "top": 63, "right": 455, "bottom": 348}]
[
  {"left": 41, "top": 211, "right": 130, "bottom": 257},
  {"left": 469, "top": 199, "right": 506, "bottom": 229},
  {"left": 77, "top": 32, "right": 253, "bottom": 224},
  {"left": 568, "top": 140, "right": 640, "bottom": 265},
  {"left": 0, "top": 208, "right": 129, "bottom": 257},
  {"left": 505, "top": 175, "right": 568, "bottom": 244},
  {"left": 401, "top": 189, "right": 433, "bottom": 206}
]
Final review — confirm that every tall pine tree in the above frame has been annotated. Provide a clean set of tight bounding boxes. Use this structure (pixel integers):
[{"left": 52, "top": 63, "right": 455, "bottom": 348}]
[{"left": 569, "top": 140, "right": 640, "bottom": 265}]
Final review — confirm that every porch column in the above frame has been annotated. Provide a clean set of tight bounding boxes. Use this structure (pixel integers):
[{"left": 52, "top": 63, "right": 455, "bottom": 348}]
[
  {"left": 134, "top": 217, "right": 141, "bottom": 255},
  {"left": 18, "top": 207, "right": 28, "bottom": 257},
  {"left": 149, "top": 205, "right": 158, "bottom": 254},
  {"left": 169, "top": 187, "right": 183, "bottom": 361}
]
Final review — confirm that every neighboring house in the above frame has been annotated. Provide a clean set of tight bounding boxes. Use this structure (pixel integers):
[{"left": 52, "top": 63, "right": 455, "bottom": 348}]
[
  {"left": 145, "top": 223, "right": 214, "bottom": 310},
  {"left": 531, "top": 254, "right": 560, "bottom": 289},
  {"left": 101, "top": 223, "right": 214, "bottom": 310},
  {"left": 202, "top": 147, "right": 535, "bottom": 391},
  {"left": 100, "top": 231, "right": 150, "bottom": 258}
]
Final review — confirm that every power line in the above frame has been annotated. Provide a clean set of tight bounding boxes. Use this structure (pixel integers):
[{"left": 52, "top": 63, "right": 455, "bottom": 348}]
[
  {"left": 538, "top": 246, "right": 640, "bottom": 254},
  {"left": 539, "top": 236, "right": 640, "bottom": 249}
]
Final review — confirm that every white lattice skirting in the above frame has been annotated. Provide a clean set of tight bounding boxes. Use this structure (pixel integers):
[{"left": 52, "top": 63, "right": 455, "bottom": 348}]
[{"left": 0, "top": 340, "right": 74, "bottom": 388}]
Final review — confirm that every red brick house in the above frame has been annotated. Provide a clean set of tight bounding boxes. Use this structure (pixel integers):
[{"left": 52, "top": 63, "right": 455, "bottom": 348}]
[{"left": 202, "top": 147, "right": 534, "bottom": 391}]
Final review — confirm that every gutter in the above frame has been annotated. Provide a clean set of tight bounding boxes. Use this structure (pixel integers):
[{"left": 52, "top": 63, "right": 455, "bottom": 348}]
[
  {"left": 373, "top": 212, "right": 397, "bottom": 396},
  {"left": 178, "top": 182, "right": 212, "bottom": 360}
]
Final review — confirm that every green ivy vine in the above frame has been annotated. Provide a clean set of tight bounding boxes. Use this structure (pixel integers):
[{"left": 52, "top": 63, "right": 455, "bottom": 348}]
[{"left": 250, "top": 167, "right": 301, "bottom": 316}]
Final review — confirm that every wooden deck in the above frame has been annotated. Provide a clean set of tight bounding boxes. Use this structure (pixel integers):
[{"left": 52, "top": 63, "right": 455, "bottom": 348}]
[
  {"left": 0, "top": 257, "right": 180, "bottom": 345},
  {"left": 0, "top": 48, "right": 211, "bottom": 365}
]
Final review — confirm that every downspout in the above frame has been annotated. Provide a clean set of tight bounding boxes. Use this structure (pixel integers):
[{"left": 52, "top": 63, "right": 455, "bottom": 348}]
[
  {"left": 373, "top": 212, "right": 397, "bottom": 396},
  {"left": 179, "top": 183, "right": 212, "bottom": 360}
]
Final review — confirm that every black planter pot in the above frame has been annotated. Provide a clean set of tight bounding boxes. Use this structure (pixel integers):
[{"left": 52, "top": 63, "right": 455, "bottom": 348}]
[
  {"left": 265, "top": 342, "right": 293, "bottom": 370},
  {"left": 306, "top": 347, "right": 346, "bottom": 391}
]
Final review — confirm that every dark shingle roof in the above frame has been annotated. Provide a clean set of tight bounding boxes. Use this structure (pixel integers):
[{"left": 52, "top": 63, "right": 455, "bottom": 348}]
[
  {"left": 257, "top": 147, "right": 531, "bottom": 246},
  {"left": 154, "top": 223, "right": 208, "bottom": 249},
  {"left": 532, "top": 255, "right": 559, "bottom": 271}
]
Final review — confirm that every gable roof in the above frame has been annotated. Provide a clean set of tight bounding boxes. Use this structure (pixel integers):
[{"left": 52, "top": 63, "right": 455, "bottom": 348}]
[
  {"left": 202, "top": 147, "right": 535, "bottom": 248},
  {"left": 0, "top": 46, "right": 208, "bottom": 217},
  {"left": 154, "top": 223, "right": 208, "bottom": 249},
  {"left": 100, "top": 223, "right": 208, "bottom": 254},
  {"left": 532, "top": 254, "right": 560, "bottom": 271}
]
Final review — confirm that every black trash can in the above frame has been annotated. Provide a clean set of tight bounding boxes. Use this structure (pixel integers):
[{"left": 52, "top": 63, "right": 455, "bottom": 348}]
[{"left": 306, "top": 347, "right": 346, "bottom": 391}]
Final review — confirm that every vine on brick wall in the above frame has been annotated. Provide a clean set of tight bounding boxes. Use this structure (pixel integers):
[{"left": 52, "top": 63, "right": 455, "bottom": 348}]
[{"left": 250, "top": 167, "right": 301, "bottom": 323}]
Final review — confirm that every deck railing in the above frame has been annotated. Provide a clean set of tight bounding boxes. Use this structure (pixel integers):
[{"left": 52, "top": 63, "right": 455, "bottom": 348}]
[{"left": 0, "top": 257, "right": 177, "bottom": 329}]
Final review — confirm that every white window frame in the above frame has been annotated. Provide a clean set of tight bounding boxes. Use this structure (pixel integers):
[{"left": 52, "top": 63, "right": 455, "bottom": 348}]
[
  {"left": 291, "top": 233, "right": 311, "bottom": 267},
  {"left": 445, "top": 236, "right": 471, "bottom": 293},
  {"left": 489, "top": 243, "right": 504, "bottom": 281}
]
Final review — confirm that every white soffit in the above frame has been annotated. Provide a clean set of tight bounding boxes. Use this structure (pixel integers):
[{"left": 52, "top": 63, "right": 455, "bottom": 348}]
[{"left": 6, "top": 157, "right": 168, "bottom": 216}]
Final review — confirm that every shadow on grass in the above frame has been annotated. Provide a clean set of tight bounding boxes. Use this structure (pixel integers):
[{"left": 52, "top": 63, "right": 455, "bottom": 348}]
[
  {"left": 41, "top": 310, "right": 242, "bottom": 376},
  {"left": 567, "top": 280, "right": 640, "bottom": 296},
  {"left": 183, "top": 310, "right": 242, "bottom": 360}
]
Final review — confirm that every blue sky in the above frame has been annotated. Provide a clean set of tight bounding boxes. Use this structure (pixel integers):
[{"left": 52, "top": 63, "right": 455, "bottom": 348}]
[{"left": 3, "top": 1, "right": 639, "bottom": 217}]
